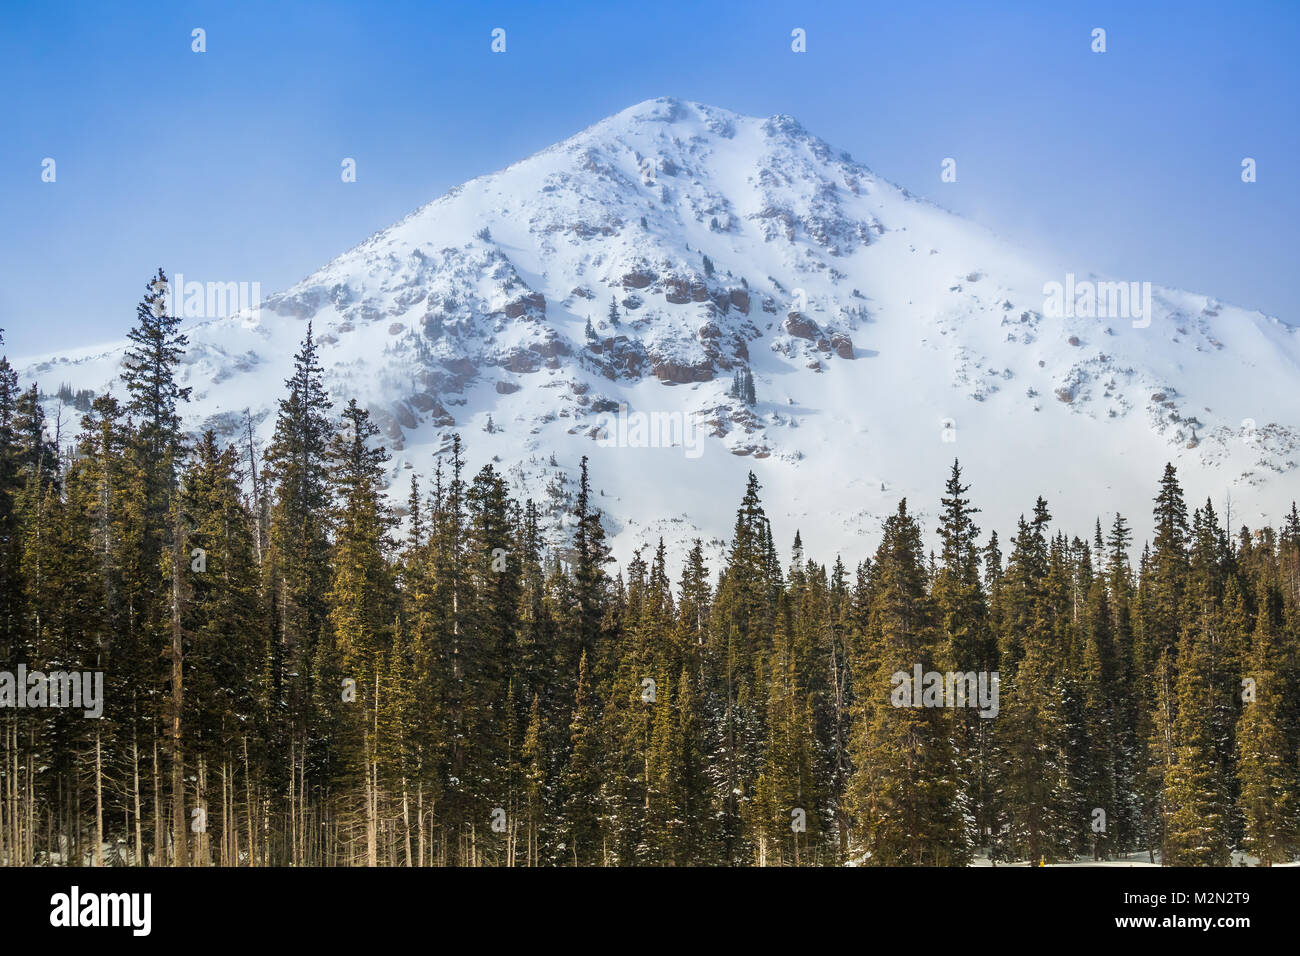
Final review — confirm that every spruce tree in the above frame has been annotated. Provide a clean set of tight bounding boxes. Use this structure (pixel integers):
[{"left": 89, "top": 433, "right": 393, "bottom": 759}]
[
  {"left": 848, "top": 499, "right": 970, "bottom": 865},
  {"left": 934, "top": 461, "right": 995, "bottom": 845},
  {"left": 176, "top": 430, "right": 266, "bottom": 864},
  {"left": 1236, "top": 606, "right": 1299, "bottom": 865},
  {"left": 324, "top": 399, "right": 396, "bottom": 866},
  {"left": 262, "top": 323, "right": 334, "bottom": 858}
]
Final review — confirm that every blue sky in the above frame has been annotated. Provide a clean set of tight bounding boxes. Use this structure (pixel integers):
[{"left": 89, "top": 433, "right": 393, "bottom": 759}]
[{"left": 2, "top": 0, "right": 1297, "bottom": 356}]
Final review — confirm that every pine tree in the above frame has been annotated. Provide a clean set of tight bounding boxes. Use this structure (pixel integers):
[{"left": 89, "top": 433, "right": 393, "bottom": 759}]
[
  {"left": 1236, "top": 607, "right": 1299, "bottom": 865},
  {"left": 989, "top": 498, "right": 1076, "bottom": 863},
  {"left": 324, "top": 399, "right": 396, "bottom": 866},
  {"left": 1148, "top": 463, "right": 1190, "bottom": 661},
  {"left": 176, "top": 431, "right": 266, "bottom": 865},
  {"left": 1162, "top": 617, "right": 1233, "bottom": 865},
  {"left": 1079, "top": 547, "right": 1117, "bottom": 859},
  {"left": 0, "top": 333, "right": 24, "bottom": 659},
  {"left": 446, "top": 462, "right": 520, "bottom": 860},
  {"left": 571, "top": 456, "right": 610, "bottom": 660},
  {"left": 120, "top": 270, "right": 191, "bottom": 523},
  {"left": 754, "top": 591, "right": 820, "bottom": 864},
  {"left": 559, "top": 650, "right": 602, "bottom": 864},
  {"left": 118, "top": 270, "right": 192, "bottom": 865},
  {"left": 708, "top": 472, "right": 779, "bottom": 862},
  {"left": 848, "top": 499, "right": 970, "bottom": 865},
  {"left": 933, "top": 461, "right": 995, "bottom": 845},
  {"left": 262, "top": 323, "right": 334, "bottom": 861},
  {"left": 11, "top": 278, "right": 1300, "bottom": 869}
]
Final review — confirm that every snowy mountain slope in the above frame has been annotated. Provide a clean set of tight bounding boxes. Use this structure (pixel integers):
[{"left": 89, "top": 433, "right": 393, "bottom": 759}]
[{"left": 19, "top": 97, "right": 1300, "bottom": 568}]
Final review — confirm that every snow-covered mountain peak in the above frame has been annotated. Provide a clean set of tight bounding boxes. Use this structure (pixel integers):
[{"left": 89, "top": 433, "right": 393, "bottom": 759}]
[{"left": 19, "top": 100, "right": 1300, "bottom": 568}]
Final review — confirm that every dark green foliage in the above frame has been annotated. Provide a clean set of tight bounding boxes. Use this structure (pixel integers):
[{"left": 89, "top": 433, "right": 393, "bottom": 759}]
[{"left": 2, "top": 283, "right": 1297, "bottom": 869}]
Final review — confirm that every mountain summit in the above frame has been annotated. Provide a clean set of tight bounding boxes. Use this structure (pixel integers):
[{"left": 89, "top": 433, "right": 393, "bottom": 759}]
[{"left": 24, "top": 98, "right": 1300, "bottom": 561}]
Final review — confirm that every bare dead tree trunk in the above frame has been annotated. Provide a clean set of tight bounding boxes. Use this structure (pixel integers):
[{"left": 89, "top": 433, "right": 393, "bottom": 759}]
[
  {"left": 243, "top": 737, "right": 256, "bottom": 866},
  {"left": 195, "top": 755, "right": 207, "bottom": 866},
  {"left": 152, "top": 736, "right": 162, "bottom": 866},
  {"left": 365, "top": 671, "right": 378, "bottom": 867},
  {"left": 93, "top": 730, "right": 104, "bottom": 867},
  {"left": 170, "top": 523, "right": 187, "bottom": 867},
  {"left": 417, "top": 780, "right": 425, "bottom": 867},
  {"left": 401, "top": 778, "right": 412, "bottom": 866},
  {"left": 289, "top": 737, "right": 297, "bottom": 866},
  {"left": 132, "top": 732, "right": 143, "bottom": 865}
]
